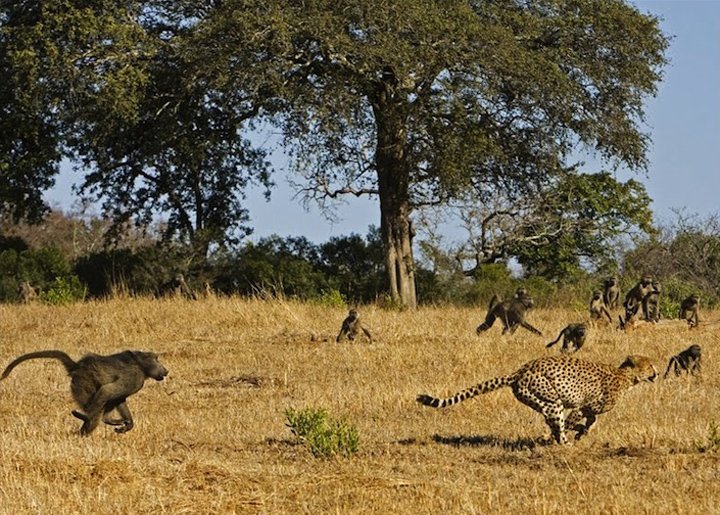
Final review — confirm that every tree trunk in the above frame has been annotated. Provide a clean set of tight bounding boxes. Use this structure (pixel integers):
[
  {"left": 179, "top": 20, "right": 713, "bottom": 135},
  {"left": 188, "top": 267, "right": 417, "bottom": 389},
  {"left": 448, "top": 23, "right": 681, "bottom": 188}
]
[{"left": 375, "top": 110, "right": 417, "bottom": 309}]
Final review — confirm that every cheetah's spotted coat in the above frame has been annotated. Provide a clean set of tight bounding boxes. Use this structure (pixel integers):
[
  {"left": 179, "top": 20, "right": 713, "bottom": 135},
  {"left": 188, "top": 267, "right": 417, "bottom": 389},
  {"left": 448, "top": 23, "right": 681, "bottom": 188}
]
[{"left": 417, "top": 355, "right": 657, "bottom": 444}]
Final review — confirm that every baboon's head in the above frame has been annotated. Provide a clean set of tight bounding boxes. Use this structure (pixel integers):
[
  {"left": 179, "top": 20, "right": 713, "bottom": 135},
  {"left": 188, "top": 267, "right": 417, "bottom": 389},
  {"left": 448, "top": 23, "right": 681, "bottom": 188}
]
[
  {"left": 347, "top": 309, "right": 359, "bottom": 320},
  {"left": 651, "top": 281, "right": 662, "bottom": 294},
  {"left": 576, "top": 324, "right": 587, "bottom": 337},
  {"left": 619, "top": 355, "right": 658, "bottom": 384},
  {"left": 592, "top": 291, "right": 603, "bottom": 300},
  {"left": 687, "top": 344, "right": 702, "bottom": 358},
  {"left": 640, "top": 276, "right": 653, "bottom": 287},
  {"left": 133, "top": 351, "right": 169, "bottom": 381}
]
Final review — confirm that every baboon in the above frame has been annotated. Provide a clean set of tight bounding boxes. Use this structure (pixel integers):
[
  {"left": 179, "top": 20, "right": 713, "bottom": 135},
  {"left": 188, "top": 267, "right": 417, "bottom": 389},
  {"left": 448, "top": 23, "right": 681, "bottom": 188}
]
[
  {"left": 679, "top": 294, "right": 700, "bottom": 328},
  {"left": 546, "top": 323, "right": 588, "bottom": 353},
  {"left": 336, "top": 309, "right": 373, "bottom": 343},
  {"left": 664, "top": 344, "right": 701, "bottom": 378},
  {"left": 623, "top": 275, "right": 654, "bottom": 322},
  {"left": 161, "top": 273, "right": 197, "bottom": 300},
  {"left": 1, "top": 350, "right": 168, "bottom": 435},
  {"left": 514, "top": 287, "right": 528, "bottom": 298},
  {"left": 641, "top": 281, "right": 662, "bottom": 322},
  {"left": 17, "top": 281, "right": 38, "bottom": 303},
  {"left": 589, "top": 291, "right": 612, "bottom": 323},
  {"left": 476, "top": 291, "right": 543, "bottom": 336},
  {"left": 603, "top": 277, "right": 620, "bottom": 309}
]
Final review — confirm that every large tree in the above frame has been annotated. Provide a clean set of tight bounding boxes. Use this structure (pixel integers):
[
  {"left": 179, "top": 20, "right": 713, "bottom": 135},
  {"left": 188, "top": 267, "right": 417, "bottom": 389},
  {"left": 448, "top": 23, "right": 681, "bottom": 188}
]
[
  {"left": 0, "top": 1, "right": 273, "bottom": 256},
  {"left": 194, "top": 0, "right": 668, "bottom": 307}
]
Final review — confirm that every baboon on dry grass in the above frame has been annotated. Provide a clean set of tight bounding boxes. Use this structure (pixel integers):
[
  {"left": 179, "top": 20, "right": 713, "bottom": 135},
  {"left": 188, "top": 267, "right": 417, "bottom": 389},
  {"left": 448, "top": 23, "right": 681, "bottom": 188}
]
[
  {"left": 623, "top": 275, "right": 654, "bottom": 322},
  {"left": 642, "top": 281, "right": 662, "bottom": 322},
  {"left": 679, "top": 294, "right": 700, "bottom": 328},
  {"left": 476, "top": 290, "right": 543, "bottom": 336},
  {"left": 336, "top": 309, "right": 373, "bottom": 343},
  {"left": 17, "top": 281, "right": 39, "bottom": 303},
  {"left": 546, "top": 323, "right": 588, "bottom": 353},
  {"left": 603, "top": 277, "right": 620, "bottom": 309},
  {"left": 664, "top": 344, "right": 701, "bottom": 378},
  {"left": 1, "top": 350, "right": 168, "bottom": 435},
  {"left": 161, "top": 273, "right": 197, "bottom": 300},
  {"left": 589, "top": 291, "right": 612, "bottom": 323},
  {"left": 417, "top": 354, "right": 658, "bottom": 445}
]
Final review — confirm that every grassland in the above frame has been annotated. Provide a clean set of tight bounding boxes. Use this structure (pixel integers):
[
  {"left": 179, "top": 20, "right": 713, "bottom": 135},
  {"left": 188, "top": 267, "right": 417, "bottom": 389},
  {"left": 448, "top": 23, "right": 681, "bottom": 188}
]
[{"left": 0, "top": 297, "right": 719, "bottom": 514}]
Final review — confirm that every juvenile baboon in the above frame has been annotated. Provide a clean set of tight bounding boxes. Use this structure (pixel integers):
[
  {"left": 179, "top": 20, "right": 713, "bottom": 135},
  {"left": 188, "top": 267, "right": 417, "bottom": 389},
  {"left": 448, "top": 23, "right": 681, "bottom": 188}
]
[
  {"left": 664, "top": 344, "right": 701, "bottom": 378},
  {"left": 476, "top": 291, "right": 543, "bottom": 336},
  {"left": 1, "top": 350, "right": 168, "bottom": 435},
  {"left": 161, "top": 273, "right": 197, "bottom": 300},
  {"left": 679, "top": 294, "right": 700, "bottom": 328},
  {"left": 514, "top": 287, "right": 528, "bottom": 298},
  {"left": 546, "top": 323, "right": 588, "bottom": 353},
  {"left": 641, "top": 281, "right": 662, "bottom": 322},
  {"left": 623, "top": 275, "right": 654, "bottom": 322},
  {"left": 17, "top": 281, "right": 38, "bottom": 303},
  {"left": 603, "top": 277, "right": 620, "bottom": 309},
  {"left": 336, "top": 309, "right": 373, "bottom": 343},
  {"left": 589, "top": 291, "right": 612, "bottom": 323}
]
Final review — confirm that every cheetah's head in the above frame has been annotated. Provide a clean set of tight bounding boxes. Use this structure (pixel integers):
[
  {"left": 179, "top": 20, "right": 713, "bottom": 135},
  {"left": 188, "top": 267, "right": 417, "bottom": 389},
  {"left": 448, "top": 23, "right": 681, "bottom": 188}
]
[{"left": 619, "top": 355, "right": 658, "bottom": 384}]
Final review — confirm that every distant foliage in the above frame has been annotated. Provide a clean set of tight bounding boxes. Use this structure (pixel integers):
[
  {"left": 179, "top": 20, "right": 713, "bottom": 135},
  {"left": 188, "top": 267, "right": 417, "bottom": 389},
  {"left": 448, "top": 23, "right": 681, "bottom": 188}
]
[{"left": 285, "top": 407, "right": 360, "bottom": 458}]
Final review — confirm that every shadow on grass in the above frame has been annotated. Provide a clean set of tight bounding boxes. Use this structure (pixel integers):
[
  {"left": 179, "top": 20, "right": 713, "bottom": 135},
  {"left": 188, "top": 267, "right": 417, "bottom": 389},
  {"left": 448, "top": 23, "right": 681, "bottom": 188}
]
[{"left": 431, "top": 433, "right": 548, "bottom": 451}]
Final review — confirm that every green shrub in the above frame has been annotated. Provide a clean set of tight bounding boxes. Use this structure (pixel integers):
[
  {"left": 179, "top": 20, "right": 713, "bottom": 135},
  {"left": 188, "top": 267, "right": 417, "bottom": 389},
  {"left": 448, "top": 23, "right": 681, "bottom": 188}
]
[
  {"left": 40, "top": 276, "right": 86, "bottom": 305},
  {"left": 313, "top": 289, "right": 346, "bottom": 308},
  {"left": 285, "top": 407, "right": 359, "bottom": 458},
  {"left": 695, "top": 420, "right": 720, "bottom": 453}
]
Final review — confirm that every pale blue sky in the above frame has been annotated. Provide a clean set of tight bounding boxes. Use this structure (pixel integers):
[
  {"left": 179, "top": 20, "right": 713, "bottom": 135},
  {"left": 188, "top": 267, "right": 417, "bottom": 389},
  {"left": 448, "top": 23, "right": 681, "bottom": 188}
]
[{"left": 46, "top": 1, "right": 720, "bottom": 243}]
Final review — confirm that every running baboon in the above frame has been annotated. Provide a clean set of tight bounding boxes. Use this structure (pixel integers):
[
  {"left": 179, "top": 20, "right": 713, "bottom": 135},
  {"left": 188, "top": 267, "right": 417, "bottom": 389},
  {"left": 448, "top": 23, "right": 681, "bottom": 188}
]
[
  {"left": 641, "top": 281, "right": 661, "bottom": 322},
  {"left": 664, "top": 344, "right": 701, "bottom": 378},
  {"left": 623, "top": 276, "right": 654, "bottom": 322},
  {"left": 546, "top": 323, "right": 588, "bottom": 353},
  {"left": 17, "top": 281, "right": 38, "bottom": 303},
  {"left": 1, "top": 350, "right": 168, "bottom": 435},
  {"left": 679, "top": 294, "right": 700, "bottom": 328},
  {"left": 603, "top": 277, "right": 620, "bottom": 309},
  {"left": 589, "top": 291, "right": 612, "bottom": 323},
  {"left": 336, "top": 309, "right": 373, "bottom": 343},
  {"left": 161, "top": 273, "right": 197, "bottom": 300},
  {"left": 476, "top": 291, "right": 543, "bottom": 336}
]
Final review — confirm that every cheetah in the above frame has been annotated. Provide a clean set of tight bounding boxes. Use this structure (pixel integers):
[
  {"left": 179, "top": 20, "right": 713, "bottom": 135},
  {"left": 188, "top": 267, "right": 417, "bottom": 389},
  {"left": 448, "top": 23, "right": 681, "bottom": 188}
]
[{"left": 417, "top": 354, "right": 657, "bottom": 445}]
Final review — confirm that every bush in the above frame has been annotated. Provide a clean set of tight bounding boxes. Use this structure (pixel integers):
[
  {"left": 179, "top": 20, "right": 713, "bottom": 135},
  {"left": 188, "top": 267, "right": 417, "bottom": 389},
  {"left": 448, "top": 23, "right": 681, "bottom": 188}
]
[
  {"left": 285, "top": 407, "right": 360, "bottom": 458},
  {"left": 695, "top": 420, "right": 720, "bottom": 453},
  {"left": 40, "top": 276, "right": 86, "bottom": 305}
]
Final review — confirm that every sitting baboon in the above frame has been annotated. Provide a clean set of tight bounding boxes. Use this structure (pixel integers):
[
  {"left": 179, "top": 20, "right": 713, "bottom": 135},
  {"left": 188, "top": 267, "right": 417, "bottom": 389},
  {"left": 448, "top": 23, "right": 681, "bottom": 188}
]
[
  {"left": 1, "top": 350, "right": 168, "bottom": 435},
  {"left": 476, "top": 290, "right": 543, "bottom": 336},
  {"left": 589, "top": 291, "right": 612, "bottom": 323},
  {"left": 603, "top": 277, "right": 620, "bottom": 309},
  {"left": 546, "top": 323, "right": 588, "bottom": 353},
  {"left": 679, "top": 294, "right": 700, "bottom": 328},
  {"left": 17, "top": 280, "right": 39, "bottom": 303},
  {"left": 664, "top": 344, "right": 701, "bottom": 378},
  {"left": 623, "top": 275, "right": 654, "bottom": 322},
  {"left": 641, "top": 281, "right": 661, "bottom": 322},
  {"left": 161, "top": 273, "right": 197, "bottom": 300},
  {"left": 336, "top": 309, "right": 373, "bottom": 343}
]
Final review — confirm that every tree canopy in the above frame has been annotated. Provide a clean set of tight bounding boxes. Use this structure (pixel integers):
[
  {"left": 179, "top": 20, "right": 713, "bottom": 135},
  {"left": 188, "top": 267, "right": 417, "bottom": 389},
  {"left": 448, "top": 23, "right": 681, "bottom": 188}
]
[{"left": 0, "top": 1, "right": 669, "bottom": 304}]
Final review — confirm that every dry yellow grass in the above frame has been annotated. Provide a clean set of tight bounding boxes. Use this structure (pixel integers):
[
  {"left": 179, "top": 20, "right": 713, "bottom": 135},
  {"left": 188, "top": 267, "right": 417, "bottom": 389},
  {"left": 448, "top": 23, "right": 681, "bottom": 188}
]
[{"left": 1, "top": 297, "right": 719, "bottom": 514}]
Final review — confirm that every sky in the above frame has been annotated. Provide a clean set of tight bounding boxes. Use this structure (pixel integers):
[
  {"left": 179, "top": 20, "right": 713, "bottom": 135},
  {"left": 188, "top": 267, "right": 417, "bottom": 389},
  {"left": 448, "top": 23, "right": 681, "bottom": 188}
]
[{"left": 45, "top": 1, "right": 720, "bottom": 244}]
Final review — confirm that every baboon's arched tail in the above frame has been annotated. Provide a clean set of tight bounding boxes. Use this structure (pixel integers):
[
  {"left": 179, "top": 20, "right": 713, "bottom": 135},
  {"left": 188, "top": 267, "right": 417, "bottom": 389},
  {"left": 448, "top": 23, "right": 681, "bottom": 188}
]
[
  {"left": 417, "top": 374, "right": 515, "bottom": 408},
  {"left": 1, "top": 350, "right": 78, "bottom": 379}
]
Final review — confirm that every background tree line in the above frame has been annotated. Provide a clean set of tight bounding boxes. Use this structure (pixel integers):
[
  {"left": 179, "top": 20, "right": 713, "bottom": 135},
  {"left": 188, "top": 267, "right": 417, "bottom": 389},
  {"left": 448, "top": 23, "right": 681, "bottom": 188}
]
[
  {"left": 0, "top": 1, "right": 671, "bottom": 308},
  {"left": 1, "top": 209, "right": 718, "bottom": 313}
]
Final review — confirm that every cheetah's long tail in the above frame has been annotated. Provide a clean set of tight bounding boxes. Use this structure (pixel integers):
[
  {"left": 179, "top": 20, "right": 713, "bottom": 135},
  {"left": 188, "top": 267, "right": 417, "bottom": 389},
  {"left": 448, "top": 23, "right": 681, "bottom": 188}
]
[{"left": 416, "top": 374, "right": 515, "bottom": 408}]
